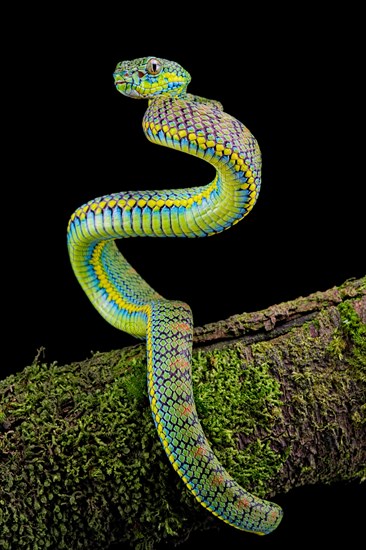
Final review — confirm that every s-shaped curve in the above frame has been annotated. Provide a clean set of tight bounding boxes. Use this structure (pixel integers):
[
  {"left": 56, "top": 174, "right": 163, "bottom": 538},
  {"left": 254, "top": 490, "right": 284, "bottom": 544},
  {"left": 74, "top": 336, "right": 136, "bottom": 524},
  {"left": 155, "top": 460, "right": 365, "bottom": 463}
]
[{"left": 67, "top": 56, "right": 283, "bottom": 535}]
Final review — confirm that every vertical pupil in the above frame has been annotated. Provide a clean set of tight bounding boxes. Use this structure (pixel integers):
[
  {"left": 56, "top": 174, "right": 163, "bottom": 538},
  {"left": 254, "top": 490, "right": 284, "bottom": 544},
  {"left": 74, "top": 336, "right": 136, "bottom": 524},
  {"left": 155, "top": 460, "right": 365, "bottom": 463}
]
[{"left": 148, "top": 60, "right": 160, "bottom": 74}]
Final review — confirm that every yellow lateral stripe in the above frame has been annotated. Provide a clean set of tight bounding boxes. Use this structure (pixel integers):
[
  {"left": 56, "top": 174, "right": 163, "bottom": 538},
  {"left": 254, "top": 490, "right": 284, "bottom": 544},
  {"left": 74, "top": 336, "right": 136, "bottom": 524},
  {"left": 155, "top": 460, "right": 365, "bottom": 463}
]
[{"left": 89, "top": 242, "right": 145, "bottom": 314}]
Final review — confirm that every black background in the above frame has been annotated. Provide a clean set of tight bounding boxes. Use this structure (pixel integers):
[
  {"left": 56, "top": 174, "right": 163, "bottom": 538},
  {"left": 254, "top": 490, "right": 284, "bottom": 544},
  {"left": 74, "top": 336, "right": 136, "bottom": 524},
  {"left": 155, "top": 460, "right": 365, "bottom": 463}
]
[{"left": 5, "top": 5, "right": 364, "bottom": 549}]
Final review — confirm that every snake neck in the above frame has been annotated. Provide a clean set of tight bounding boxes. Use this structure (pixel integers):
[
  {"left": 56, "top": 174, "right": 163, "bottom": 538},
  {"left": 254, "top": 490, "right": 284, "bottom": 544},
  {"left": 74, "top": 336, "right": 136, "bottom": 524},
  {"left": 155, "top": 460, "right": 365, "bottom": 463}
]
[{"left": 143, "top": 95, "right": 261, "bottom": 234}]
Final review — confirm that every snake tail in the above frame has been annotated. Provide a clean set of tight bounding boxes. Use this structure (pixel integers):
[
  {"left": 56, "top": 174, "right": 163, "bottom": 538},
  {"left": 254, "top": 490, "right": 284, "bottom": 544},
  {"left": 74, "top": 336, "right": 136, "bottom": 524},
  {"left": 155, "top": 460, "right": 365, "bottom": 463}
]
[
  {"left": 147, "top": 299, "right": 282, "bottom": 534},
  {"left": 67, "top": 56, "right": 283, "bottom": 535}
]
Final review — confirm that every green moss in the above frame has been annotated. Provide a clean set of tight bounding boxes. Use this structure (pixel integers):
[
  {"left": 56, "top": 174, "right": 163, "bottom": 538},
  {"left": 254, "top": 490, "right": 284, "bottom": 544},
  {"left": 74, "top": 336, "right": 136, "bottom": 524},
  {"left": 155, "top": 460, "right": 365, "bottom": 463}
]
[
  {"left": 323, "top": 300, "right": 366, "bottom": 426},
  {"left": 338, "top": 300, "right": 366, "bottom": 384},
  {"left": 236, "top": 303, "right": 366, "bottom": 489},
  {"left": 337, "top": 300, "right": 366, "bottom": 481},
  {"left": 191, "top": 347, "right": 284, "bottom": 496},
  {"left": 1, "top": 349, "right": 162, "bottom": 549},
  {"left": 326, "top": 333, "right": 347, "bottom": 360}
]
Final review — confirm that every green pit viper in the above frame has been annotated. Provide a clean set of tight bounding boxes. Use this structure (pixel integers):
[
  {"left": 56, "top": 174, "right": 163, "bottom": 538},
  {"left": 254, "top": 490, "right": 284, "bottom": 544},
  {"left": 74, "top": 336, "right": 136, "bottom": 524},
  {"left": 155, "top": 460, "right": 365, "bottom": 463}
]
[{"left": 67, "top": 56, "right": 283, "bottom": 535}]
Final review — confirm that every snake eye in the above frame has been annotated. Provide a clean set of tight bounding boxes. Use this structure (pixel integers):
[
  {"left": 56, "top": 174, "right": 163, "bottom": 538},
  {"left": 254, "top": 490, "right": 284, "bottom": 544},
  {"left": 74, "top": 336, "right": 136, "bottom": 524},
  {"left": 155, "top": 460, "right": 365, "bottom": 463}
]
[{"left": 146, "top": 58, "right": 162, "bottom": 75}]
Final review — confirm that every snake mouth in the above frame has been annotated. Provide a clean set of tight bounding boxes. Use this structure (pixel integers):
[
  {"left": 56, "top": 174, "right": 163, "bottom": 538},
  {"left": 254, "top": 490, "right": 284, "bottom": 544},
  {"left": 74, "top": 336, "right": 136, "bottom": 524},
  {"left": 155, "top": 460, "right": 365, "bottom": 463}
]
[{"left": 114, "top": 81, "right": 142, "bottom": 98}]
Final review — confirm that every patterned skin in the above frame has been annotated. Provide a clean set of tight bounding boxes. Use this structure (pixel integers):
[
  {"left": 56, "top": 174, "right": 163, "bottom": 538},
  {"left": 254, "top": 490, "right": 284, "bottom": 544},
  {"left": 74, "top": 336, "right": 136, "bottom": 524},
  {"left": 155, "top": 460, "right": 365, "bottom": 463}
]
[{"left": 67, "top": 56, "right": 283, "bottom": 534}]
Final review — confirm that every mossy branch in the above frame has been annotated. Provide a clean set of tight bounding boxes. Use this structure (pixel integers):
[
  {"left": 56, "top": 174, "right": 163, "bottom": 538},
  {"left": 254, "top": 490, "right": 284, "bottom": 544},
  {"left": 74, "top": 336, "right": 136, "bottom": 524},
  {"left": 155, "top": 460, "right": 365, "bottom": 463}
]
[{"left": 1, "top": 277, "right": 365, "bottom": 549}]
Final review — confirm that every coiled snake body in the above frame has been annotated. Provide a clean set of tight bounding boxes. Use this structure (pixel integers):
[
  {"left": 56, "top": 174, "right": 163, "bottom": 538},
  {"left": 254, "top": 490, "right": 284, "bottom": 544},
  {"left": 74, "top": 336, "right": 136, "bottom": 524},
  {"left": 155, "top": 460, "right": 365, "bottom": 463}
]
[{"left": 67, "top": 56, "right": 283, "bottom": 535}]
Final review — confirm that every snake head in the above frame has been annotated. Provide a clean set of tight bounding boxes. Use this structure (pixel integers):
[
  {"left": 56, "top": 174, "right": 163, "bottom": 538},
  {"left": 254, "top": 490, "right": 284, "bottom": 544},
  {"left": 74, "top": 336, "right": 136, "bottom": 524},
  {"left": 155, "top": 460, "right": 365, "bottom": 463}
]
[{"left": 113, "top": 56, "right": 191, "bottom": 99}]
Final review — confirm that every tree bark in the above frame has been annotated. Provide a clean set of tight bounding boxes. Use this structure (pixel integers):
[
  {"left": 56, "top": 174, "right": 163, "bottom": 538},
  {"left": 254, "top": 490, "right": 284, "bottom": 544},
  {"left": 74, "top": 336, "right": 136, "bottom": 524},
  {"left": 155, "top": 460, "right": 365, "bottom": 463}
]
[{"left": 1, "top": 277, "right": 365, "bottom": 550}]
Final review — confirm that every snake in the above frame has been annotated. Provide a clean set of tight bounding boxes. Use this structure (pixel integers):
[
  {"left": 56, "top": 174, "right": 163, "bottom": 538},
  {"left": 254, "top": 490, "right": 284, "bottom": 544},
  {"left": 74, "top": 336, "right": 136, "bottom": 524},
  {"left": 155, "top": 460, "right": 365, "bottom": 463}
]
[{"left": 67, "top": 56, "right": 283, "bottom": 535}]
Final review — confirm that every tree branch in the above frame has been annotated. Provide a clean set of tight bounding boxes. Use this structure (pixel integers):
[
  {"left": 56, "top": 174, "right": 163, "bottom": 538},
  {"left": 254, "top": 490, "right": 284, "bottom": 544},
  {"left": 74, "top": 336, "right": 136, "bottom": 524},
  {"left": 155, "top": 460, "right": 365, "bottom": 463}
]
[{"left": 1, "top": 277, "right": 365, "bottom": 549}]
